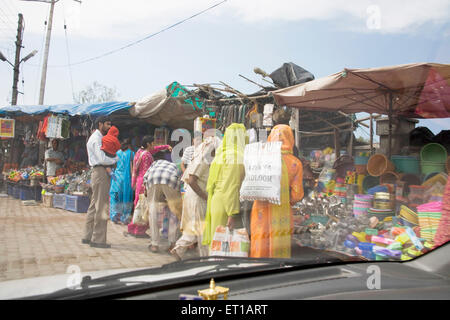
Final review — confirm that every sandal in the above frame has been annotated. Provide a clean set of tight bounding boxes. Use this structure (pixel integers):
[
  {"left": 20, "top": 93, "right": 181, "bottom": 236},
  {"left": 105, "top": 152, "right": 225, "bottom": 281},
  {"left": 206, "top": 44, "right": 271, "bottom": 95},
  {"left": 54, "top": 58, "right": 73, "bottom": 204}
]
[{"left": 150, "top": 246, "right": 159, "bottom": 253}]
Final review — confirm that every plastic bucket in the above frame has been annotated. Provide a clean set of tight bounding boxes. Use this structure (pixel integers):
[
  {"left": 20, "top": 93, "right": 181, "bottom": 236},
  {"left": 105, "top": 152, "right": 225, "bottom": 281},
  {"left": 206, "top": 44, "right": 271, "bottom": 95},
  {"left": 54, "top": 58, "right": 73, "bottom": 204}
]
[
  {"left": 367, "top": 154, "right": 395, "bottom": 177},
  {"left": 420, "top": 143, "right": 447, "bottom": 162},
  {"left": 362, "top": 176, "right": 380, "bottom": 193},
  {"left": 421, "top": 161, "right": 446, "bottom": 175},
  {"left": 391, "top": 155, "right": 420, "bottom": 174},
  {"left": 420, "top": 143, "right": 447, "bottom": 175}
]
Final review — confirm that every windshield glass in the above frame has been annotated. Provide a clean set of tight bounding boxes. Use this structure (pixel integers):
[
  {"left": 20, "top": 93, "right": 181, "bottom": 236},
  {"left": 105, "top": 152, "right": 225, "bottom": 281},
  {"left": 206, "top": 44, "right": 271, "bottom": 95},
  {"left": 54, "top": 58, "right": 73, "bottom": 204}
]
[{"left": 0, "top": 0, "right": 449, "bottom": 299}]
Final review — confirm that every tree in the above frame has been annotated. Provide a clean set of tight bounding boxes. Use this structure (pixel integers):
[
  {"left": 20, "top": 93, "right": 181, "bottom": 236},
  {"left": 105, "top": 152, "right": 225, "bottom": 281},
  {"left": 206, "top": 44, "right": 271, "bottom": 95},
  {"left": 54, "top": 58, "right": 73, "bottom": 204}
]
[{"left": 74, "top": 81, "right": 120, "bottom": 104}]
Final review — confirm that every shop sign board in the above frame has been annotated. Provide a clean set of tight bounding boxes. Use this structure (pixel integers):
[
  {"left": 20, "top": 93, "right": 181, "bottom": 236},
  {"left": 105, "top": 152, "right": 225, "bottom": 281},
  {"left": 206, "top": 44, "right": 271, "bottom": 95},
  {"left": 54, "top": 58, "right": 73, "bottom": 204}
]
[{"left": 0, "top": 118, "right": 15, "bottom": 138}]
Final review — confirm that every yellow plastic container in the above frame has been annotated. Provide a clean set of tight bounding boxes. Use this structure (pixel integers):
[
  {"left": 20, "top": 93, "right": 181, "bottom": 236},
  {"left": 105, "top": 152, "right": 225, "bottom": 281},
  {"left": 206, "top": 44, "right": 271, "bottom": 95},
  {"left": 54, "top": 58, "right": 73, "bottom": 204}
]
[
  {"left": 422, "top": 172, "right": 448, "bottom": 188},
  {"left": 401, "top": 254, "right": 412, "bottom": 261},
  {"left": 399, "top": 205, "right": 419, "bottom": 225},
  {"left": 407, "top": 248, "right": 422, "bottom": 257},
  {"left": 395, "top": 233, "right": 411, "bottom": 245},
  {"left": 352, "top": 232, "right": 367, "bottom": 243}
]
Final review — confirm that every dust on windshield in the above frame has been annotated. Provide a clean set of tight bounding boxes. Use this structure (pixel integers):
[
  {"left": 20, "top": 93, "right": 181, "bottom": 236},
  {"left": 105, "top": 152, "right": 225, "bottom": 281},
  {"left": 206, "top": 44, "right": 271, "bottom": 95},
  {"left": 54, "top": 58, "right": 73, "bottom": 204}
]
[{"left": 0, "top": 0, "right": 449, "bottom": 297}]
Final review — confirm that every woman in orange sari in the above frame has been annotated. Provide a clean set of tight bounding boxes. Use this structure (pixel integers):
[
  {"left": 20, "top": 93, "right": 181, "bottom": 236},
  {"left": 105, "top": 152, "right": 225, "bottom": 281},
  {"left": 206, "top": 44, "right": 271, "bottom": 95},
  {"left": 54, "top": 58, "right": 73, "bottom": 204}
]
[{"left": 250, "top": 124, "right": 304, "bottom": 258}]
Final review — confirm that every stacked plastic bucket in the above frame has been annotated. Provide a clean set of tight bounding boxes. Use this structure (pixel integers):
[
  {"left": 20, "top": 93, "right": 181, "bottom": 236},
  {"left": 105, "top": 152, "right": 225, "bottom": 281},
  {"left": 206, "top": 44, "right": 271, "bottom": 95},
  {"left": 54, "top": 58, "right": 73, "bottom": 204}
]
[
  {"left": 353, "top": 194, "right": 373, "bottom": 217},
  {"left": 433, "top": 178, "right": 450, "bottom": 247},
  {"left": 417, "top": 201, "right": 442, "bottom": 242}
]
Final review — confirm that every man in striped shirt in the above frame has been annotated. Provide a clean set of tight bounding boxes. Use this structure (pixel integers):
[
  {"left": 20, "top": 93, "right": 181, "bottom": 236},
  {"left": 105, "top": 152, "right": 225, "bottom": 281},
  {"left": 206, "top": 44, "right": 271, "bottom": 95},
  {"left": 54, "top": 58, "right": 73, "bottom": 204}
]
[
  {"left": 180, "top": 136, "right": 202, "bottom": 173},
  {"left": 144, "top": 150, "right": 182, "bottom": 253}
]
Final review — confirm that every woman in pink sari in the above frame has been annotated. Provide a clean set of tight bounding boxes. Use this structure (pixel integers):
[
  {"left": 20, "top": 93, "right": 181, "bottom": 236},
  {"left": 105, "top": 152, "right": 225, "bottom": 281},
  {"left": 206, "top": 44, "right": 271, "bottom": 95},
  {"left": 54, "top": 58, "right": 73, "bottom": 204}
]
[{"left": 131, "top": 135, "right": 171, "bottom": 207}]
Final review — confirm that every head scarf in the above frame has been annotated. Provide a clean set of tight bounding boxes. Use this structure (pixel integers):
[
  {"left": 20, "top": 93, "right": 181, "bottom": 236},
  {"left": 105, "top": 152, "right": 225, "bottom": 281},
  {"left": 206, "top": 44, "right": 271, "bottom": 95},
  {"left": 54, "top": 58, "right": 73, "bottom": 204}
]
[
  {"left": 101, "top": 125, "right": 121, "bottom": 154},
  {"left": 203, "top": 123, "right": 247, "bottom": 246},
  {"left": 268, "top": 124, "right": 294, "bottom": 154}
]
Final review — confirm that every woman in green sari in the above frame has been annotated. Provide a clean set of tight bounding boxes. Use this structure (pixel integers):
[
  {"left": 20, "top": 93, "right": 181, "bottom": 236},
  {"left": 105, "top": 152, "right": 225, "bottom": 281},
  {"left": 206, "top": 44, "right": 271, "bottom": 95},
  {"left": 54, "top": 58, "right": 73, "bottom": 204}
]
[{"left": 202, "top": 123, "right": 247, "bottom": 249}]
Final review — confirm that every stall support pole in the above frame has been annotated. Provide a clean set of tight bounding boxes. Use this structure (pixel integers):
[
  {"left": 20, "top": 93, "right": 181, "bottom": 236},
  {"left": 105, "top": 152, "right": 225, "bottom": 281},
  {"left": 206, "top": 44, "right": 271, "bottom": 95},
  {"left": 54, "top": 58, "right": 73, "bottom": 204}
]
[
  {"left": 294, "top": 108, "right": 300, "bottom": 154},
  {"left": 388, "top": 92, "right": 393, "bottom": 159},
  {"left": 370, "top": 113, "right": 374, "bottom": 155},
  {"left": 347, "top": 120, "right": 354, "bottom": 156},
  {"left": 334, "top": 128, "right": 340, "bottom": 158}
]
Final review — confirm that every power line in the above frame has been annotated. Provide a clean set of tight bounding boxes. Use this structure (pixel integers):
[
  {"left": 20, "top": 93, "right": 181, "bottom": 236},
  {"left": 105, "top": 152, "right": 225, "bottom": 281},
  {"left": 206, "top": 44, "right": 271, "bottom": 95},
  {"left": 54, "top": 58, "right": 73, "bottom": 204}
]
[{"left": 34, "top": 0, "right": 228, "bottom": 68}]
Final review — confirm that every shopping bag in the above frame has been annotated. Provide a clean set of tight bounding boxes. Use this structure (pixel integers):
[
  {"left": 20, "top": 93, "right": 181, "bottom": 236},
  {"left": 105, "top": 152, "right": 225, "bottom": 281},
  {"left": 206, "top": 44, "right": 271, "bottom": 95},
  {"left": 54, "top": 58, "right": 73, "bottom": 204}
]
[
  {"left": 132, "top": 194, "right": 149, "bottom": 226},
  {"left": 240, "top": 141, "right": 282, "bottom": 205},
  {"left": 210, "top": 226, "right": 250, "bottom": 257}
]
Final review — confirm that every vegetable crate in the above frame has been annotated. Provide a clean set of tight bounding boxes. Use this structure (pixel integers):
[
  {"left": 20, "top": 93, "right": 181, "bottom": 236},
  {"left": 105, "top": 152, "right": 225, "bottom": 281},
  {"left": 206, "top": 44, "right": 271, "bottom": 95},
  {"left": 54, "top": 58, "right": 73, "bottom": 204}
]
[
  {"left": 12, "top": 185, "right": 20, "bottom": 199},
  {"left": 20, "top": 185, "right": 42, "bottom": 201},
  {"left": 6, "top": 183, "right": 14, "bottom": 196},
  {"left": 19, "top": 186, "right": 34, "bottom": 201},
  {"left": 65, "top": 195, "right": 90, "bottom": 213},
  {"left": 42, "top": 193, "right": 53, "bottom": 208},
  {"left": 53, "top": 194, "right": 66, "bottom": 209}
]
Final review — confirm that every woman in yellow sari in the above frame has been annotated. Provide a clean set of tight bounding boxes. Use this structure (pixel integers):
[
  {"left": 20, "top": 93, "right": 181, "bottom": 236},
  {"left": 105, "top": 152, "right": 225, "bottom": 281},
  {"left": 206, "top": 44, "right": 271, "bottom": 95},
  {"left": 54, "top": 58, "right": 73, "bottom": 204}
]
[
  {"left": 250, "top": 124, "right": 304, "bottom": 258},
  {"left": 202, "top": 123, "right": 247, "bottom": 249}
]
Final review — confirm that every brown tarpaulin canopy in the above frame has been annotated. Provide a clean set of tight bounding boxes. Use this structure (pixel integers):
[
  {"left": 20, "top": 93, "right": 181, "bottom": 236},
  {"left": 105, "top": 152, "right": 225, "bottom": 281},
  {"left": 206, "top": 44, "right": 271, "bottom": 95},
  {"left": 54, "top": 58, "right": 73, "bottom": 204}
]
[
  {"left": 129, "top": 88, "right": 202, "bottom": 131},
  {"left": 271, "top": 62, "right": 450, "bottom": 119},
  {"left": 271, "top": 62, "right": 450, "bottom": 157}
]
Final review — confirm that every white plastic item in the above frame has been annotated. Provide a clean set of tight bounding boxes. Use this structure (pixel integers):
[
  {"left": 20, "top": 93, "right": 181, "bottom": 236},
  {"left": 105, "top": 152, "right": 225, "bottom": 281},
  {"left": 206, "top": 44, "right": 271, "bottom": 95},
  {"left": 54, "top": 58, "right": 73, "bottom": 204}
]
[{"left": 240, "top": 141, "right": 282, "bottom": 205}]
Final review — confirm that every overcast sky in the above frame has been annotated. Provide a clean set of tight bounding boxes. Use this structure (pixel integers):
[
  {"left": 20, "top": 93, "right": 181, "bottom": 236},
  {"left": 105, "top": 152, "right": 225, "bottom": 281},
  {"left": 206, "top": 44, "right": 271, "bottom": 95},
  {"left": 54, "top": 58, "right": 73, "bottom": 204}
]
[{"left": 0, "top": 0, "right": 449, "bottom": 137}]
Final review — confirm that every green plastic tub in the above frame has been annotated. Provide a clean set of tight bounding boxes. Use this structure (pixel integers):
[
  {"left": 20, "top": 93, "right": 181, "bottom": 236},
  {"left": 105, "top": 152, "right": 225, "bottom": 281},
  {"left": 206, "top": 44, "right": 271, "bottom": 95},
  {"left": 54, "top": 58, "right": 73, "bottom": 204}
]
[
  {"left": 391, "top": 156, "right": 420, "bottom": 174},
  {"left": 420, "top": 143, "right": 447, "bottom": 175}
]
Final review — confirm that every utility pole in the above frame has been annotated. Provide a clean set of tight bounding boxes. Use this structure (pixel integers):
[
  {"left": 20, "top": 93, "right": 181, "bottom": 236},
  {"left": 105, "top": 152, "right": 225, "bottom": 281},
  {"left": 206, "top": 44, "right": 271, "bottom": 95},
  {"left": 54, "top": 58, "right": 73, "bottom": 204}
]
[
  {"left": 38, "top": 0, "right": 57, "bottom": 105},
  {"left": 12, "top": 13, "right": 24, "bottom": 105}
]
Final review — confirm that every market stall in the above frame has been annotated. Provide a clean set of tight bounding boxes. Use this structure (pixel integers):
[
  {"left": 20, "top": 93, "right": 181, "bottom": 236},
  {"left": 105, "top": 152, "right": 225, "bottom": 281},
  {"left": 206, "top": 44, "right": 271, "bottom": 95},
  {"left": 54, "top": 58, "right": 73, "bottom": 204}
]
[
  {"left": 271, "top": 62, "right": 450, "bottom": 261},
  {"left": 0, "top": 89, "right": 211, "bottom": 212}
]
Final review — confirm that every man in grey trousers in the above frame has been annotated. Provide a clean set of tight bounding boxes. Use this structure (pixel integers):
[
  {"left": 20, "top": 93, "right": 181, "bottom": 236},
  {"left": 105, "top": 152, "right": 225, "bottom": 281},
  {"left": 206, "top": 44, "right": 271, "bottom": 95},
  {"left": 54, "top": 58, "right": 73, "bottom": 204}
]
[{"left": 82, "top": 116, "right": 118, "bottom": 249}]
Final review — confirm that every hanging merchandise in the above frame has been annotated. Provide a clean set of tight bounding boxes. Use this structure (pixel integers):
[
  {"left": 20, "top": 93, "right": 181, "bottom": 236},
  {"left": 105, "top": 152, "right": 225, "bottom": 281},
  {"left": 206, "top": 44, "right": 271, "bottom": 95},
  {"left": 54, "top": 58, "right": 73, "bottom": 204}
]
[
  {"left": 247, "top": 128, "right": 257, "bottom": 144},
  {"left": 45, "top": 114, "right": 70, "bottom": 139},
  {"left": 263, "top": 104, "right": 274, "bottom": 127},
  {"left": 240, "top": 141, "right": 282, "bottom": 204},
  {"left": 154, "top": 127, "right": 169, "bottom": 145},
  {"left": 250, "top": 113, "right": 263, "bottom": 129},
  {"left": 194, "top": 117, "right": 217, "bottom": 136},
  {"left": 37, "top": 115, "right": 49, "bottom": 141}
]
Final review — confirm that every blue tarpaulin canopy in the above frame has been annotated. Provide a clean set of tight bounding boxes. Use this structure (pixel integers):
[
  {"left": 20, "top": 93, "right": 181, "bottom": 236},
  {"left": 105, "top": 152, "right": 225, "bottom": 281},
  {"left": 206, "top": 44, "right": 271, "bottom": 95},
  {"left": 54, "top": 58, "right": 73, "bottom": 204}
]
[{"left": 0, "top": 101, "right": 132, "bottom": 116}]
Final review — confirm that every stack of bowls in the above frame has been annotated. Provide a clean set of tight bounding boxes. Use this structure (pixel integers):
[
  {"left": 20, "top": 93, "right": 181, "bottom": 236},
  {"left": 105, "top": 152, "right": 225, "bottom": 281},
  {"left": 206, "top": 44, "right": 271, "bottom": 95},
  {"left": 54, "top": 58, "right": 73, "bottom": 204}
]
[
  {"left": 417, "top": 201, "right": 443, "bottom": 242},
  {"left": 353, "top": 194, "right": 373, "bottom": 217},
  {"left": 374, "top": 192, "right": 394, "bottom": 210},
  {"left": 399, "top": 205, "right": 419, "bottom": 226},
  {"left": 367, "top": 208, "right": 395, "bottom": 221}
]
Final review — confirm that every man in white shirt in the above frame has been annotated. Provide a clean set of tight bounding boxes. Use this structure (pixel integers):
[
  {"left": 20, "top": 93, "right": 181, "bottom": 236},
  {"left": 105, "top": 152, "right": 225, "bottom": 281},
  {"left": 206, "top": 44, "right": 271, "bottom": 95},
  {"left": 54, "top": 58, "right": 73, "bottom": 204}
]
[
  {"left": 82, "top": 116, "right": 118, "bottom": 249},
  {"left": 44, "top": 139, "right": 64, "bottom": 182}
]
